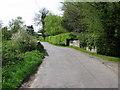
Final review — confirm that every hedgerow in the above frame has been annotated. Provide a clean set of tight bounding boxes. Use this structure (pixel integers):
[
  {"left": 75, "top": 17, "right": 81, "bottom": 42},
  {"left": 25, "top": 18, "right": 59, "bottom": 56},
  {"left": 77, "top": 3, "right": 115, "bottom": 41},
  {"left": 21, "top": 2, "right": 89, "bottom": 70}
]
[
  {"left": 45, "top": 32, "right": 76, "bottom": 45},
  {"left": 38, "top": 36, "right": 44, "bottom": 41}
]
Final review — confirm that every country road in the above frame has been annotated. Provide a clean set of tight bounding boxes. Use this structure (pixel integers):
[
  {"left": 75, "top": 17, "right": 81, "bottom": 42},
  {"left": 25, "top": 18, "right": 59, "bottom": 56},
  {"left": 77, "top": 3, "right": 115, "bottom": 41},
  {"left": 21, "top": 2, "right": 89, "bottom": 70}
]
[{"left": 30, "top": 42, "right": 118, "bottom": 88}]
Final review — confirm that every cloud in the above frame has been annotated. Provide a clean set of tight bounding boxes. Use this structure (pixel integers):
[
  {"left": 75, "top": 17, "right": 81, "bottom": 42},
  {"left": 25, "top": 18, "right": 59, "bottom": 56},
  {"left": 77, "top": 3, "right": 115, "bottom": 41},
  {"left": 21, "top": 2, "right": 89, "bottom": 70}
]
[{"left": 0, "top": 0, "right": 63, "bottom": 31}]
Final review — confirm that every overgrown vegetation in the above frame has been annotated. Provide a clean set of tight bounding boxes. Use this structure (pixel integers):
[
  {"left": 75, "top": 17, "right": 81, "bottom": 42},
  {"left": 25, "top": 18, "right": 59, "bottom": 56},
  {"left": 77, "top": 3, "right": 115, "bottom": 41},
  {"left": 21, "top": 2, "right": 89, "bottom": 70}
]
[
  {"left": 61, "top": 2, "right": 120, "bottom": 57},
  {"left": 2, "top": 17, "right": 45, "bottom": 88},
  {"left": 2, "top": 50, "right": 44, "bottom": 88},
  {"left": 11, "top": 28, "right": 37, "bottom": 53}
]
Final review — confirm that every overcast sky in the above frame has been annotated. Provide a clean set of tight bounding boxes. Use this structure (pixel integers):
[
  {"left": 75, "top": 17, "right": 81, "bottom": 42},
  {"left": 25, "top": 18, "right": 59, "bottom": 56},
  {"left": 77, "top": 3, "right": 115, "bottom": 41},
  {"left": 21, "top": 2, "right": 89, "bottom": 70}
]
[{"left": 0, "top": 0, "right": 63, "bottom": 31}]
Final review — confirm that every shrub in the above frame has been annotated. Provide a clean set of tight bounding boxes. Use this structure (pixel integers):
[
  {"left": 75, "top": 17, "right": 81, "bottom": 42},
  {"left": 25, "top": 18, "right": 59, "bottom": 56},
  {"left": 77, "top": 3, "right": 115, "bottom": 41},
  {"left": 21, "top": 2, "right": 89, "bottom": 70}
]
[
  {"left": 38, "top": 36, "right": 44, "bottom": 41},
  {"left": 2, "top": 27, "right": 12, "bottom": 40},
  {"left": 2, "top": 40, "right": 23, "bottom": 66},
  {"left": 11, "top": 28, "right": 37, "bottom": 53},
  {"left": 77, "top": 32, "right": 96, "bottom": 50}
]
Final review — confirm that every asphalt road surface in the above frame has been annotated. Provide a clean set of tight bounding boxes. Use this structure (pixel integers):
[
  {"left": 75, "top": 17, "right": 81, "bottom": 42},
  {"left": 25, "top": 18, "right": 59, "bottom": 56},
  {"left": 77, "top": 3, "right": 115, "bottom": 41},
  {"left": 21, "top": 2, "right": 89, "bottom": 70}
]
[{"left": 30, "top": 42, "right": 118, "bottom": 88}]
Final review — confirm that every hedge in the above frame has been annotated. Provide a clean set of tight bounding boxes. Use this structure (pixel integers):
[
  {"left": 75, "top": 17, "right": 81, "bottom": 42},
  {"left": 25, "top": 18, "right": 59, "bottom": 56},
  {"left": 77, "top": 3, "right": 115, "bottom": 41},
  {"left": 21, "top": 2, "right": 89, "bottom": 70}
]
[
  {"left": 38, "top": 36, "right": 44, "bottom": 41},
  {"left": 45, "top": 32, "right": 76, "bottom": 45}
]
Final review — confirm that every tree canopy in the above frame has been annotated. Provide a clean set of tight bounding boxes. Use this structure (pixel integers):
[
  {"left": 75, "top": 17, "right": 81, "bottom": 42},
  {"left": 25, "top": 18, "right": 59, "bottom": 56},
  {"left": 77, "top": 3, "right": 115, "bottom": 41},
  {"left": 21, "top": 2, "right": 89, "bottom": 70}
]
[
  {"left": 8, "top": 16, "right": 24, "bottom": 33},
  {"left": 61, "top": 2, "right": 120, "bottom": 57},
  {"left": 34, "top": 8, "right": 50, "bottom": 39},
  {"left": 44, "top": 15, "right": 67, "bottom": 36}
]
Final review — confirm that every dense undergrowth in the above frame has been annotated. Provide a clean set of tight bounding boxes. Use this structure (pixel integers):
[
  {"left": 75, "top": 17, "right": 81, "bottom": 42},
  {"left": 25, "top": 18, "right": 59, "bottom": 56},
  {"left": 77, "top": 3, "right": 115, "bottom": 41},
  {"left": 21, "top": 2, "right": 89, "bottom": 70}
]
[
  {"left": 2, "top": 28, "right": 45, "bottom": 89},
  {"left": 2, "top": 50, "right": 44, "bottom": 88},
  {"left": 2, "top": 40, "right": 45, "bottom": 89}
]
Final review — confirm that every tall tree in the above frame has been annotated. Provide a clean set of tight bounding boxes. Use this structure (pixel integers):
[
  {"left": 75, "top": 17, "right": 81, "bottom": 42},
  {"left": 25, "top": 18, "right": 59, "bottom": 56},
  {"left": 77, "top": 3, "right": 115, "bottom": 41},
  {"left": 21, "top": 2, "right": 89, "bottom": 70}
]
[
  {"left": 34, "top": 8, "right": 50, "bottom": 39},
  {"left": 61, "top": 2, "right": 87, "bottom": 33},
  {"left": 44, "top": 15, "right": 67, "bottom": 36},
  {"left": 27, "top": 25, "right": 34, "bottom": 35},
  {"left": 62, "top": 2, "right": 120, "bottom": 57},
  {"left": 93, "top": 2, "right": 120, "bottom": 56}
]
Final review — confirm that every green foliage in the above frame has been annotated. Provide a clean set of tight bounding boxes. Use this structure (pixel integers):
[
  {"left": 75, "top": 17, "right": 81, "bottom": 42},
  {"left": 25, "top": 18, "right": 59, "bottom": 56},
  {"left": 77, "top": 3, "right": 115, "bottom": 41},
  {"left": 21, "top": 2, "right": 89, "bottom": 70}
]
[
  {"left": 26, "top": 25, "right": 35, "bottom": 35},
  {"left": 62, "top": 2, "right": 120, "bottom": 57},
  {"left": 2, "top": 40, "right": 23, "bottom": 66},
  {"left": 2, "top": 16, "right": 45, "bottom": 88},
  {"left": 2, "top": 39, "right": 45, "bottom": 88},
  {"left": 77, "top": 32, "right": 96, "bottom": 50},
  {"left": 11, "top": 28, "right": 37, "bottom": 53},
  {"left": 9, "top": 17, "right": 24, "bottom": 33},
  {"left": 34, "top": 8, "right": 50, "bottom": 38},
  {"left": 44, "top": 15, "right": 67, "bottom": 36},
  {"left": 45, "top": 32, "right": 76, "bottom": 45},
  {"left": 2, "top": 50, "right": 44, "bottom": 88},
  {"left": 2, "top": 27, "right": 12, "bottom": 40},
  {"left": 62, "top": 2, "right": 87, "bottom": 33},
  {"left": 95, "top": 2, "right": 120, "bottom": 57},
  {"left": 38, "top": 36, "right": 44, "bottom": 41}
]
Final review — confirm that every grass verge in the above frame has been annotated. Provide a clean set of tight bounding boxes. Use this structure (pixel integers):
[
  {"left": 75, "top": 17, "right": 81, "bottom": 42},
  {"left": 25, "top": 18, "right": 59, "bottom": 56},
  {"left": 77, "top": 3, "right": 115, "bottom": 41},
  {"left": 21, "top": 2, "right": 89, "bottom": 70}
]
[{"left": 2, "top": 50, "right": 44, "bottom": 89}]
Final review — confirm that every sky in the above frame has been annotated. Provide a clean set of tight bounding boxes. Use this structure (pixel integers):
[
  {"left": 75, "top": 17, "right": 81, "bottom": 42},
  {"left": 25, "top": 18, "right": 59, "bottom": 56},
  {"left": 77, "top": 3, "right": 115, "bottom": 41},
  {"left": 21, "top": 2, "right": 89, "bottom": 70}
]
[{"left": 0, "top": 0, "right": 64, "bottom": 31}]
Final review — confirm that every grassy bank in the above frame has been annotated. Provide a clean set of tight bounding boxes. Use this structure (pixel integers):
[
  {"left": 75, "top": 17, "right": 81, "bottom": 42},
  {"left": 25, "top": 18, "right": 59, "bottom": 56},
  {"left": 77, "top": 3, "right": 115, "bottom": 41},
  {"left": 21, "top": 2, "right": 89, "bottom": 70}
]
[
  {"left": 2, "top": 50, "right": 44, "bottom": 88},
  {"left": 2, "top": 39, "right": 45, "bottom": 89}
]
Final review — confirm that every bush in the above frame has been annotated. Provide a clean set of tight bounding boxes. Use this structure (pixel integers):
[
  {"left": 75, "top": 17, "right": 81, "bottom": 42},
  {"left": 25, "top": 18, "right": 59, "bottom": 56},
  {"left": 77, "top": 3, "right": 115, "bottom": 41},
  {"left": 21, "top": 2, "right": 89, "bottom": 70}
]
[
  {"left": 11, "top": 28, "right": 37, "bottom": 53},
  {"left": 2, "top": 27, "right": 12, "bottom": 40},
  {"left": 38, "top": 36, "right": 44, "bottom": 41},
  {"left": 77, "top": 32, "right": 96, "bottom": 50},
  {"left": 2, "top": 34, "right": 45, "bottom": 88},
  {"left": 96, "top": 34, "right": 120, "bottom": 57},
  {"left": 45, "top": 32, "right": 76, "bottom": 45},
  {"left": 2, "top": 50, "right": 44, "bottom": 88},
  {"left": 2, "top": 40, "right": 23, "bottom": 66}
]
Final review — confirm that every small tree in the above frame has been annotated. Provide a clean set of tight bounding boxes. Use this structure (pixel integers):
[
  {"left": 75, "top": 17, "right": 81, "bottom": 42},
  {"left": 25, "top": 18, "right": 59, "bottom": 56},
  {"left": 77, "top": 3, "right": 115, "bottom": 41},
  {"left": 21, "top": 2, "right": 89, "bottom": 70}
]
[{"left": 11, "top": 28, "right": 37, "bottom": 53}]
